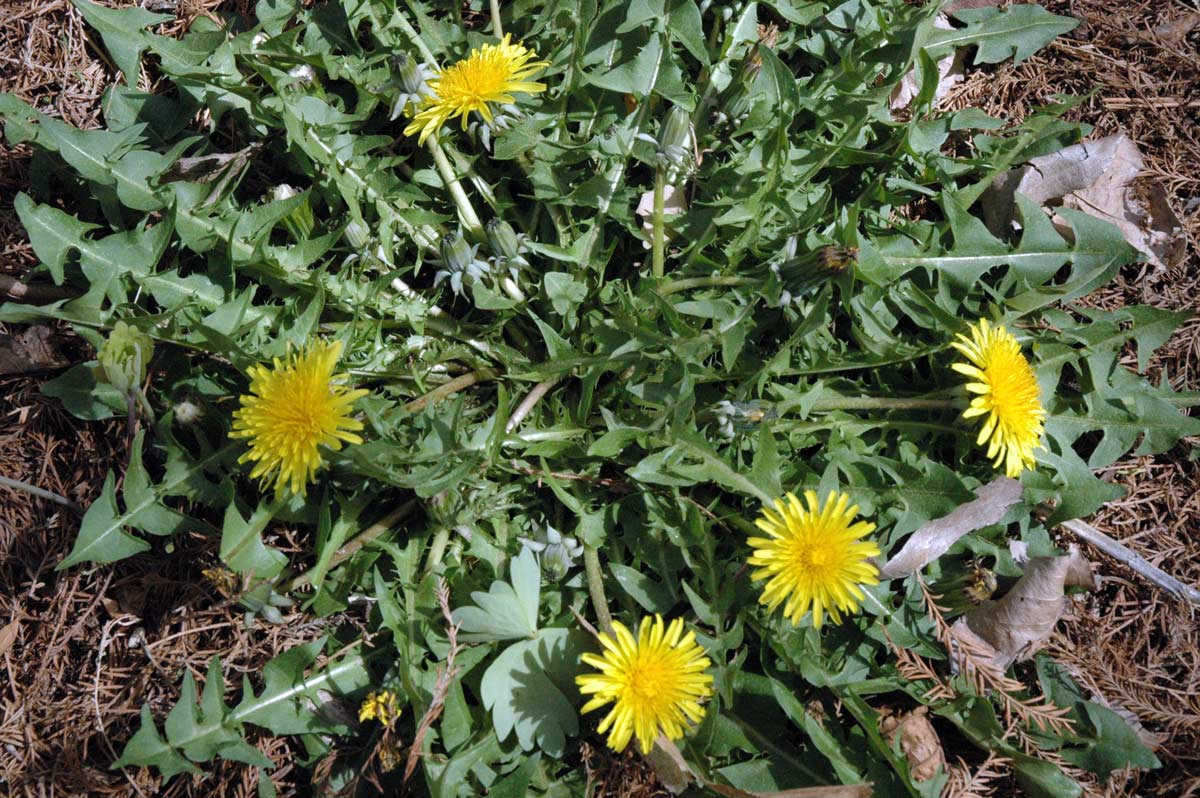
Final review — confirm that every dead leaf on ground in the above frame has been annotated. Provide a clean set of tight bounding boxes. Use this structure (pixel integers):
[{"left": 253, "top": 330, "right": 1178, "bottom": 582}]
[
  {"left": 890, "top": 14, "right": 964, "bottom": 114},
  {"left": 1152, "top": 13, "right": 1200, "bottom": 47},
  {"left": 0, "top": 325, "right": 71, "bottom": 375},
  {"left": 958, "top": 545, "right": 1096, "bottom": 670},
  {"left": 982, "top": 134, "right": 1186, "bottom": 268},
  {"left": 879, "top": 706, "right": 945, "bottom": 782},
  {"left": 0, "top": 619, "right": 19, "bottom": 657},
  {"left": 881, "top": 477, "right": 1023, "bottom": 578}
]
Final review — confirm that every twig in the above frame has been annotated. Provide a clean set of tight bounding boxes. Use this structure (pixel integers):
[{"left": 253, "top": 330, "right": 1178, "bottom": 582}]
[
  {"left": 0, "top": 275, "right": 79, "bottom": 301},
  {"left": 401, "top": 579, "right": 463, "bottom": 793},
  {"left": 506, "top": 378, "right": 559, "bottom": 433},
  {"left": 405, "top": 368, "right": 499, "bottom": 414},
  {"left": 1061, "top": 518, "right": 1200, "bottom": 607},
  {"left": 0, "top": 475, "right": 83, "bottom": 513},
  {"left": 286, "top": 501, "right": 418, "bottom": 592}
]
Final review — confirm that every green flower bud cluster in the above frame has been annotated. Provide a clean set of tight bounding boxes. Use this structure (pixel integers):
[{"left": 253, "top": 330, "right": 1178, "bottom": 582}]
[{"left": 96, "top": 321, "right": 154, "bottom": 396}]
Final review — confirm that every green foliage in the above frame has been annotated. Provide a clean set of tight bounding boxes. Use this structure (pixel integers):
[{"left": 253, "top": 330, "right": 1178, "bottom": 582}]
[
  {"left": 3, "top": 0, "right": 1190, "bottom": 794},
  {"left": 114, "top": 641, "right": 370, "bottom": 782}
]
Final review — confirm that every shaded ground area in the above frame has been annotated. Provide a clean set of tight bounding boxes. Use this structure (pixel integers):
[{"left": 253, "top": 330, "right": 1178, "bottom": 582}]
[{"left": 1, "top": 1, "right": 1198, "bottom": 797}]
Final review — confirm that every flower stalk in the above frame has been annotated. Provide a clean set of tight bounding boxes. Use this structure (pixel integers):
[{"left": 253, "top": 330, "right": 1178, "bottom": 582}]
[
  {"left": 429, "top": 138, "right": 485, "bottom": 241},
  {"left": 583, "top": 545, "right": 614, "bottom": 635},
  {"left": 651, "top": 166, "right": 667, "bottom": 278}
]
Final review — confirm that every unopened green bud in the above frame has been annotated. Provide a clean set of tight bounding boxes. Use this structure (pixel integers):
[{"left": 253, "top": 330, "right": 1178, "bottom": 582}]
[
  {"left": 396, "top": 53, "right": 427, "bottom": 95},
  {"left": 345, "top": 219, "right": 372, "bottom": 250},
  {"left": 441, "top": 232, "right": 476, "bottom": 273},
  {"left": 486, "top": 218, "right": 530, "bottom": 271},
  {"left": 389, "top": 53, "right": 435, "bottom": 120},
  {"left": 97, "top": 321, "right": 153, "bottom": 395},
  {"left": 271, "top": 184, "right": 314, "bottom": 241},
  {"left": 656, "top": 106, "right": 694, "bottom": 181}
]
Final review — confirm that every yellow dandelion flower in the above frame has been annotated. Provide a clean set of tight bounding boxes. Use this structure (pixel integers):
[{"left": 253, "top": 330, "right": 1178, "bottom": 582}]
[
  {"left": 358, "top": 690, "right": 401, "bottom": 725},
  {"left": 575, "top": 615, "right": 713, "bottom": 754},
  {"left": 404, "top": 34, "right": 548, "bottom": 145},
  {"left": 229, "top": 339, "right": 367, "bottom": 496},
  {"left": 951, "top": 319, "right": 1046, "bottom": 478},
  {"left": 749, "top": 491, "right": 881, "bottom": 629}
]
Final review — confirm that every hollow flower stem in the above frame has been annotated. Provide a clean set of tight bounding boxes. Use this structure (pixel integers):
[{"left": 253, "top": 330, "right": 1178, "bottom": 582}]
[
  {"left": 651, "top": 167, "right": 667, "bottom": 278},
  {"left": 429, "top": 138, "right": 485, "bottom": 241},
  {"left": 583, "top": 545, "right": 614, "bottom": 635}
]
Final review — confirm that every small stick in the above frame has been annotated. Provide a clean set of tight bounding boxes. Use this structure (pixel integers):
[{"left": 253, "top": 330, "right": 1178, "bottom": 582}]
[
  {"left": 405, "top": 368, "right": 498, "bottom": 414},
  {"left": 506, "top": 378, "right": 559, "bottom": 433},
  {"left": 0, "top": 475, "right": 83, "bottom": 514},
  {"left": 1062, "top": 518, "right": 1200, "bottom": 607}
]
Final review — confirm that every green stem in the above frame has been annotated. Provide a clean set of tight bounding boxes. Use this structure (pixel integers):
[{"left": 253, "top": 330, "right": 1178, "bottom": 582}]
[
  {"left": 657, "top": 275, "right": 758, "bottom": 295},
  {"left": 423, "top": 526, "right": 452, "bottom": 576},
  {"left": 808, "top": 396, "right": 957, "bottom": 412},
  {"left": 651, "top": 167, "right": 667, "bottom": 278},
  {"left": 583, "top": 545, "right": 614, "bottom": 635},
  {"left": 489, "top": 0, "right": 503, "bottom": 37},
  {"left": 429, "top": 138, "right": 485, "bottom": 241},
  {"left": 394, "top": 6, "right": 439, "bottom": 64}
]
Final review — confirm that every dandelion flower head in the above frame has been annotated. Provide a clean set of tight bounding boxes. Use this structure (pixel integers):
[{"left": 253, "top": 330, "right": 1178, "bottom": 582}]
[
  {"left": 358, "top": 690, "right": 401, "bottom": 725},
  {"left": 575, "top": 615, "right": 713, "bottom": 754},
  {"left": 404, "top": 34, "right": 548, "bottom": 145},
  {"left": 229, "top": 339, "right": 367, "bottom": 496},
  {"left": 748, "top": 490, "right": 881, "bottom": 629},
  {"left": 951, "top": 319, "right": 1046, "bottom": 478}
]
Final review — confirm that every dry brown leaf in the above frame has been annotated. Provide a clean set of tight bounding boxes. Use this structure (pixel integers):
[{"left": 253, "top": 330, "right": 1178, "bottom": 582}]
[
  {"left": 879, "top": 706, "right": 945, "bottom": 782},
  {"left": 890, "top": 14, "right": 964, "bottom": 113},
  {"left": 961, "top": 545, "right": 1095, "bottom": 670},
  {"left": 0, "top": 619, "right": 19, "bottom": 657},
  {"left": 645, "top": 736, "right": 693, "bottom": 794},
  {"left": 1152, "top": 12, "right": 1200, "bottom": 47},
  {"left": 982, "top": 134, "right": 1186, "bottom": 268},
  {"left": 0, "top": 325, "right": 71, "bottom": 375},
  {"left": 881, "top": 477, "right": 1023, "bottom": 578}
]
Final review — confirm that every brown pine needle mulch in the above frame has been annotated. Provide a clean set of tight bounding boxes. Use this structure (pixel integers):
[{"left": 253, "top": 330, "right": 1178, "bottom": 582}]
[{"left": 1, "top": 1, "right": 1198, "bottom": 797}]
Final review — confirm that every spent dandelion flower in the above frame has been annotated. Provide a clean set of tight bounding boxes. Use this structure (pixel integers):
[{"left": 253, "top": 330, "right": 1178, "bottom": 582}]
[
  {"left": 229, "top": 339, "right": 367, "bottom": 496},
  {"left": 951, "top": 319, "right": 1046, "bottom": 478},
  {"left": 358, "top": 690, "right": 402, "bottom": 726},
  {"left": 749, "top": 490, "right": 881, "bottom": 629},
  {"left": 575, "top": 615, "right": 713, "bottom": 754},
  {"left": 404, "top": 34, "right": 548, "bottom": 145}
]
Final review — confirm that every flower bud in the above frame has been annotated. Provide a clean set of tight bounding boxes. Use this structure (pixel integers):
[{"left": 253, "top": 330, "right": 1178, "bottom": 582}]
[
  {"left": 270, "top": 184, "right": 314, "bottom": 241},
  {"left": 655, "top": 106, "right": 695, "bottom": 181},
  {"left": 344, "top": 218, "right": 372, "bottom": 250},
  {"left": 441, "top": 232, "right": 477, "bottom": 274},
  {"left": 96, "top": 321, "right": 153, "bottom": 395},
  {"left": 389, "top": 53, "right": 435, "bottom": 120}
]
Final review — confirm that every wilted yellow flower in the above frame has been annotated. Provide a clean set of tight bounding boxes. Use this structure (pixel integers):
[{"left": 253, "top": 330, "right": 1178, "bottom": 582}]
[
  {"left": 404, "top": 34, "right": 548, "bottom": 145},
  {"left": 951, "top": 319, "right": 1046, "bottom": 478},
  {"left": 576, "top": 615, "right": 713, "bottom": 754},
  {"left": 749, "top": 491, "right": 881, "bottom": 629},
  {"left": 358, "top": 690, "right": 401, "bottom": 726},
  {"left": 229, "top": 340, "right": 367, "bottom": 496}
]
